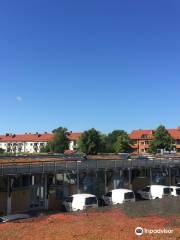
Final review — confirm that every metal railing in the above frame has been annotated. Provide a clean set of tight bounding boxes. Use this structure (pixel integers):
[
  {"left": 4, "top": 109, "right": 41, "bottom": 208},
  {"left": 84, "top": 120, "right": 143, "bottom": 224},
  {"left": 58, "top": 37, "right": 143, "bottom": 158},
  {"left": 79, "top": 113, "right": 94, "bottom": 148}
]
[{"left": 0, "top": 157, "right": 180, "bottom": 176}]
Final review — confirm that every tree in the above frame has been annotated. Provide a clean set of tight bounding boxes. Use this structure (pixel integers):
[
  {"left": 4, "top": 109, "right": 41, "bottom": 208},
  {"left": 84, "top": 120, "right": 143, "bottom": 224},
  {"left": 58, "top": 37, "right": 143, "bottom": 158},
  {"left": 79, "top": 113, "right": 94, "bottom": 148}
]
[
  {"left": 113, "top": 134, "right": 133, "bottom": 153},
  {"left": 78, "top": 128, "right": 105, "bottom": 155},
  {"left": 149, "top": 125, "right": 175, "bottom": 154},
  {"left": 44, "top": 127, "right": 69, "bottom": 153},
  {"left": 0, "top": 148, "right": 4, "bottom": 154},
  {"left": 106, "top": 130, "right": 132, "bottom": 153}
]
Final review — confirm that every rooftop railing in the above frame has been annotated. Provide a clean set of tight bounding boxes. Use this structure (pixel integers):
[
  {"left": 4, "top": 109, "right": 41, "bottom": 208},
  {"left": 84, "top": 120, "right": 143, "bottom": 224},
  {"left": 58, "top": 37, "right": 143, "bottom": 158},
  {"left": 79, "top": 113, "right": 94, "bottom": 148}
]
[{"left": 0, "top": 157, "right": 180, "bottom": 176}]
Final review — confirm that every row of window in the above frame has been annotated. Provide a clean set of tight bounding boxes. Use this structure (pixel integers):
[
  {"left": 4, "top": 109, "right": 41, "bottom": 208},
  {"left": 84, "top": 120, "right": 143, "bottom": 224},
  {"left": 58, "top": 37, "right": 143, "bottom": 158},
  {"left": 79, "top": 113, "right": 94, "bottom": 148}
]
[
  {"left": 133, "top": 140, "right": 180, "bottom": 145},
  {"left": 0, "top": 142, "right": 46, "bottom": 147},
  {"left": 133, "top": 148, "right": 180, "bottom": 153}
]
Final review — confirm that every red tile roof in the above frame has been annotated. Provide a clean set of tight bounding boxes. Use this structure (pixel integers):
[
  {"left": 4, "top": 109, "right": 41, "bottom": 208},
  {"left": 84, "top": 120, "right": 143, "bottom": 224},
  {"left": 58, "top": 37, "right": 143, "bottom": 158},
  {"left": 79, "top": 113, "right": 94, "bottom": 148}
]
[
  {"left": 167, "top": 129, "right": 180, "bottom": 140},
  {"left": 129, "top": 130, "right": 154, "bottom": 140},
  {"left": 130, "top": 128, "right": 180, "bottom": 140},
  {"left": 67, "top": 132, "right": 81, "bottom": 141},
  {"left": 0, "top": 132, "right": 81, "bottom": 142}
]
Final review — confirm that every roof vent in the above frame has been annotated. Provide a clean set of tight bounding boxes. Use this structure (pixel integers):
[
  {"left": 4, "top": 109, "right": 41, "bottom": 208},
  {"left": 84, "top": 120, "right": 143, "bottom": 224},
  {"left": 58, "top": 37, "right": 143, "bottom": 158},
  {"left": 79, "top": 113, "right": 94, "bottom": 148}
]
[
  {"left": 44, "top": 132, "right": 47, "bottom": 134},
  {"left": 5, "top": 133, "right": 9, "bottom": 137}
]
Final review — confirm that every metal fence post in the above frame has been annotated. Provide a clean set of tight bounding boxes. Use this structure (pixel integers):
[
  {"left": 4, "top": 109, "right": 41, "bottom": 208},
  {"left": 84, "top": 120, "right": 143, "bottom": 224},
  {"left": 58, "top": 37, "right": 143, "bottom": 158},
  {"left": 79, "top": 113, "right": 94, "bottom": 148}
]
[
  {"left": 104, "top": 170, "right": 107, "bottom": 193},
  {"left": 149, "top": 167, "right": 152, "bottom": 184},
  {"left": 29, "top": 163, "right": 31, "bottom": 174},
  {"left": 76, "top": 161, "right": 80, "bottom": 193},
  {"left": 1, "top": 164, "right": 3, "bottom": 176},
  {"left": 44, "top": 174, "right": 48, "bottom": 210},
  {"left": 169, "top": 167, "right": 172, "bottom": 185},
  {"left": 7, "top": 176, "right": 12, "bottom": 215},
  {"left": 128, "top": 168, "right": 131, "bottom": 189},
  {"left": 54, "top": 161, "right": 56, "bottom": 173}
]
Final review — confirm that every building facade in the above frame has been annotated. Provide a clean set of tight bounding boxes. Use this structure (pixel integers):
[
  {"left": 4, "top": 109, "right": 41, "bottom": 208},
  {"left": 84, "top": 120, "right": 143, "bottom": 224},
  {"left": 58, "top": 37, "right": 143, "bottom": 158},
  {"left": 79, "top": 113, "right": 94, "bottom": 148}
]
[
  {"left": 130, "top": 127, "right": 180, "bottom": 154},
  {"left": 0, "top": 155, "right": 180, "bottom": 216},
  {"left": 0, "top": 132, "right": 81, "bottom": 154}
]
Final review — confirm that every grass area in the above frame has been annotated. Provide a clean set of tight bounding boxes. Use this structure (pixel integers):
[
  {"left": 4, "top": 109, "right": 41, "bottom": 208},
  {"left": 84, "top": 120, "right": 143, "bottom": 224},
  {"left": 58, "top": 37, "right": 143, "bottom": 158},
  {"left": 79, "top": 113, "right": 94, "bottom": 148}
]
[{"left": 119, "top": 197, "right": 180, "bottom": 217}]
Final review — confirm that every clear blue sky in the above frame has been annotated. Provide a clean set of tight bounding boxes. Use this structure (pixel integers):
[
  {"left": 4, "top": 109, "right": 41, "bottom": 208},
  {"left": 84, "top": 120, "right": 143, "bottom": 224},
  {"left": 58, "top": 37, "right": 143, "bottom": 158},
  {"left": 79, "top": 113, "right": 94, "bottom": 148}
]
[{"left": 0, "top": 0, "right": 180, "bottom": 134}]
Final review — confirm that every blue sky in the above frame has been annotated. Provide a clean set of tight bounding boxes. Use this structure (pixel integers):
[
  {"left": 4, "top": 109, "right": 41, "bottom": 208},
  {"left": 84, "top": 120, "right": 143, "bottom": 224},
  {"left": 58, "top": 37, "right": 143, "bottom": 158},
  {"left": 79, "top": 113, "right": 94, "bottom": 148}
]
[{"left": 0, "top": 0, "right": 180, "bottom": 134}]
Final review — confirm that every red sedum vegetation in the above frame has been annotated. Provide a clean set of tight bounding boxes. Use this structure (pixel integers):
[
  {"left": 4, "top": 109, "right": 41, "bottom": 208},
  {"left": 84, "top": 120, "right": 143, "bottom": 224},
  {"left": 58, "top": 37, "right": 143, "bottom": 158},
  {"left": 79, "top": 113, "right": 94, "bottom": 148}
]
[{"left": 0, "top": 209, "right": 179, "bottom": 240}]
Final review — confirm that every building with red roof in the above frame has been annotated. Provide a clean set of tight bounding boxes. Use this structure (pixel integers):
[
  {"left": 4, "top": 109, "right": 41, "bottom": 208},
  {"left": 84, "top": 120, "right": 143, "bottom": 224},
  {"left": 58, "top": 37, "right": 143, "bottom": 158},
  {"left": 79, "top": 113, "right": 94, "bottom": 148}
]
[
  {"left": 129, "top": 127, "right": 180, "bottom": 154},
  {"left": 0, "top": 132, "right": 81, "bottom": 153}
]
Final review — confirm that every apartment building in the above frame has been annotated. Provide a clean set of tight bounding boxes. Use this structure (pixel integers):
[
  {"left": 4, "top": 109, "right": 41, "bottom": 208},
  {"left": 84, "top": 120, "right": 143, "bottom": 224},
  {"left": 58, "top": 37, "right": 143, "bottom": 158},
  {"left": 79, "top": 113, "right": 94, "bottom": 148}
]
[
  {"left": 0, "top": 132, "right": 81, "bottom": 153},
  {"left": 129, "top": 127, "right": 180, "bottom": 154}
]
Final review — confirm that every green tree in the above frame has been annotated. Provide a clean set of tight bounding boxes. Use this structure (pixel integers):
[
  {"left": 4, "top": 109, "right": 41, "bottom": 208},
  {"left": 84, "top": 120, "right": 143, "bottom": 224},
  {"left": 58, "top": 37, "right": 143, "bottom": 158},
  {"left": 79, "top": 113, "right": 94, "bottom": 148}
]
[
  {"left": 0, "top": 148, "right": 5, "bottom": 154},
  {"left": 149, "top": 125, "right": 175, "bottom": 154},
  {"left": 44, "top": 127, "right": 69, "bottom": 153},
  {"left": 113, "top": 134, "right": 133, "bottom": 153},
  {"left": 106, "top": 130, "right": 132, "bottom": 153},
  {"left": 79, "top": 128, "right": 105, "bottom": 155}
]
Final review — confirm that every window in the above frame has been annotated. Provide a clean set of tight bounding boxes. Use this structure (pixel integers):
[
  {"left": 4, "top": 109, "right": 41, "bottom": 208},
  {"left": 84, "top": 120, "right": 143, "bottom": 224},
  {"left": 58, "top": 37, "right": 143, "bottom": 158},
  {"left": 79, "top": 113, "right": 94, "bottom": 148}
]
[
  {"left": 85, "top": 197, "right": 97, "bottom": 205},
  {"left": 104, "top": 192, "right": 112, "bottom": 197},
  {"left": 163, "top": 188, "right": 171, "bottom": 195},
  {"left": 65, "top": 197, "right": 73, "bottom": 203},
  {"left": 141, "top": 142, "right": 145, "bottom": 145},
  {"left": 141, "top": 134, "right": 148, "bottom": 139},
  {"left": 141, "top": 149, "right": 145, "bottom": 152},
  {"left": 124, "top": 192, "right": 134, "bottom": 199},
  {"left": 142, "top": 187, "right": 150, "bottom": 192},
  {"left": 13, "top": 176, "right": 31, "bottom": 188},
  {"left": 176, "top": 189, "right": 180, "bottom": 195}
]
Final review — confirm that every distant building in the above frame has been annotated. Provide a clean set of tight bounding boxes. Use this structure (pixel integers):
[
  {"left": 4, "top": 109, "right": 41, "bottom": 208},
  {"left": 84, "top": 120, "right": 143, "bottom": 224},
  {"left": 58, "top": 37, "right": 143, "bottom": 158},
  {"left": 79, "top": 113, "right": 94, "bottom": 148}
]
[
  {"left": 129, "top": 127, "right": 180, "bottom": 154},
  {"left": 0, "top": 132, "right": 81, "bottom": 153}
]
